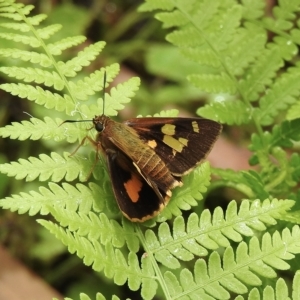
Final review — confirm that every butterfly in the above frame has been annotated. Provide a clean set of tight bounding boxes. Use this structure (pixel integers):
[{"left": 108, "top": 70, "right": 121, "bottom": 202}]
[{"left": 64, "top": 74, "right": 222, "bottom": 222}]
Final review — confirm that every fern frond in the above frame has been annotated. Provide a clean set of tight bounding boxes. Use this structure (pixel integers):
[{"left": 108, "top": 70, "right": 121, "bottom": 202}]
[
  {"left": 80, "top": 76, "right": 141, "bottom": 118},
  {"left": 0, "top": 21, "right": 30, "bottom": 32},
  {"left": 242, "top": 0, "right": 265, "bottom": 20},
  {"left": 0, "top": 83, "right": 74, "bottom": 114},
  {"left": 255, "top": 67, "right": 300, "bottom": 126},
  {"left": 55, "top": 292, "right": 121, "bottom": 300},
  {"left": 50, "top": 207, "right": 140, "bottom": 253},
  {"left": 263, "top": 0, "right": 299, "bottom": 31},
  {"left": 0, "top": 181, "right": 99, "bottom": 216},
  {"left": 58, "top": 41, "right": 106, "bottom": 77},
  {"left": 164, "top": 226, "right": 300, "bottom": 299},
  {"left": 0, "top": 32, "right": 40, "bottom": 47},
  {"left": 145, "top": 199, "right": 294, "bottom": 268},
  {"left": 155, "top": 10, "right": 188, "bottom": 29},
  {"left": 157, "top": 162, "right": 211, "bottom": 222},
  {"left": 180, "top": 48, "right": 220, "bottom": 68},
  {"left": 239, "top": 47, "right": 283, "bottom": 102},
  {"left": 198, "top": 100, "right": 250, "bottom": 125},
  {"left": 0, "top": 48, "right": 52, "bottom": 67},
  {"left": 270, "top": 119, "right": 300, "bottom": 148},
  {"left": 293, "top": 270, "right": 300, "bottom": 299},
  {"left": 0, "top": 152, "right": 97, "bottom": 182},
  {"left": 286, "top": 101, "right": 300, "bottom": 120},
  {"left": 36, "top": 24, "right": 62, "bottom": 40},
  {"left": 0, "top": 66, "right": 64, "bottom": 90},
  {"left": 138, "top": 0, "right": 174, "bottom": 12},
  {"left": 69, "top": 63, "right": 120, "bottom": 101},
  {"left": 0, "top": 5, "right": 32, "bottom": 20},
  {"left": 26, "top": 13, "right": 47, "bottom": 26},
  {"left": 39, "top": 221, "right": 155, "bottom": 293},
  {"left": 225, "top": 23, "right": 266, "bottom": 76},
  {"left": 0, "top": 116, "right": 82, "bottom": 143},
  {"left": 47, "top": 36, "right": 86, "bottom": 55},
  {"left": 188, "top": 73, "right": 236, "bottom": 94}
]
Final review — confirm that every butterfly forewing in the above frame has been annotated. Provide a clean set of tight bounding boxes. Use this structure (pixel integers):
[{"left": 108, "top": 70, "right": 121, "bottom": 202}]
[{"left": 124, "top": 117, "right": 222, "bottom": 176}]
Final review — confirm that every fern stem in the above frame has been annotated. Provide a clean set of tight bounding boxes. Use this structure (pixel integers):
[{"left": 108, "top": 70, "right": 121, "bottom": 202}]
[{"left": 135, "top": 224, "right": 172, "bottom": 300}]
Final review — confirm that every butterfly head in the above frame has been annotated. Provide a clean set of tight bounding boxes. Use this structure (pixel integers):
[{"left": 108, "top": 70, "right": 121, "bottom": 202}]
[{"left": 93, "top": 115, "right": 107, "bottom": 133}]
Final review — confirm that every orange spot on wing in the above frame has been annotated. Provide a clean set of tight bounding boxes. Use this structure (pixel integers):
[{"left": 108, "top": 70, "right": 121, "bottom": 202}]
[{"left": 124, "top": 173, "right": 143, "bottom": 203}]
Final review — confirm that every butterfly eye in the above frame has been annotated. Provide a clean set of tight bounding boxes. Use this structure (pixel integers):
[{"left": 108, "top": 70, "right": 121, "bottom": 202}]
[{"left": 95, "top": 122, "right": 104, "bottom": 132}]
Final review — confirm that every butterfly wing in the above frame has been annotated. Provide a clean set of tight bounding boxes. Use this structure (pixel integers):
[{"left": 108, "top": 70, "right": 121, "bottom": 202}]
[
  {"left": 124, "top": 117, "right": 222, "bottom": 176},
  {"left": 106, "top": 150, "right": 170, "bottom": 222}
]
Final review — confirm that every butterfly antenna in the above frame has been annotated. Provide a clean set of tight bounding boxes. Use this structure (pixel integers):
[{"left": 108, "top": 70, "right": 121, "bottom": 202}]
[{"left": 102, "top": 70, "right": 107, "bottom": 116}]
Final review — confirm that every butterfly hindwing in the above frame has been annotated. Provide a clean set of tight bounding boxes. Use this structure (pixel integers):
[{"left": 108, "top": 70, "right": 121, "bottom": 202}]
[
  {"left": 124, "top": 117, "right": 222, "bottom": 176},
  {"left": 106, "top": 150, "right": 170, "bottom": 222}
]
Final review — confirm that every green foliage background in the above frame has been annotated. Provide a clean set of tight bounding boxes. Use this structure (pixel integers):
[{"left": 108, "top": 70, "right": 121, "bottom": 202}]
[{"left": 1, "top": 0, "right": 300, "bottom": 299}]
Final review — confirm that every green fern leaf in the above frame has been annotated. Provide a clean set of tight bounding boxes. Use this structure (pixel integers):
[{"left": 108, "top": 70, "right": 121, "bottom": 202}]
[
  {"left": 27, "top": 13, "right": 47, "bottom": 26},
  {"left": 0, "top": 152, "right": 98, "bottom": 182},
  {"left": 47, "top": 36, "right": 86, "bottom": 55},
  {"left": 69, "top": 63, "right": 120, "bottom": 101},
  {"left": 146, "top": 199, "right": 294, "bottom": 268},
  {"left": 188, "top": 73, "right": 236, "bottom": 94},
  {"left": 167, "top": 27, "right": 203, "bottom": 47},
  {"left": 286, "top": 101, "right": 300, "bottom": 120},
  {"left": 181, "top": 48, "right": 220, "bottom": 68},
  {"left": 0, "top": 181, "right": 99, "bottom": 216},
  {"left": 0, "top": 116, "right": 83, "bottom": 143},
  {"left": 263, "top": 0, "right": 299, "bottom": 31},
  {"left": 40, "top": 222, "right": 154, "bottom": 291},
  {"left": 80, "top": 76, "right": 141, "bottom": 118},
  {"left": 155, "top": 10, "right": 188, "bottom": 28},
  {"left": 0, "top": 66, "right": 64, "bottom": 90},
  {"left": 225, "top": 23, "right": 266, "bottom": 76},
  {"left": 36, "top": 24, "right": 62, "bottom": 40},
  {"left": 138, "top": 0, "right": 174, "bottom": 12},
  {"left": 197, "top": 101, "right": 250, "bottom": 125},
  {"left": 239, "top": 47, "right": 283, "bottom": 101},
  {"left": 0, "top": 48, "right": 52, "bottom": 67},
  {"left": 55, "top": 292, "right": 117, "bottom": 300},
  {"left": 293, "top": 270, "right": 300, "bottom": 299},
  {"left": 140, "top": 254, "right": 158, "bottom": 300},
  {"left": 157, "top": 162, "right": 211, "bottom": 221},
  {"left": 58, "top": 41, "right": 106, "bottom": 77},
  {"left": 0, "top": 83, "right": 73, "bottom": 114},
  {"left": 206, "top": 5, "right": 242, "bottom": 50},
  {"left": 256, "top": 67, "right": 300, "bottom": 126},
  {"left": 242, "top": 0, "right": 265, "bottom": 20},
  {"left": 50, "top": 208, "right": 129, "bottom": 249},
  {"left": 0, "top": 32, "right": 40, "bottom": 47},
  {"left": 0, "top": 21, "right": 30, "bottom": 32},
  {"left": 164, "top": 227, "right": 300, "bottom": 298},
  {"left": 270, "top": 119, "right": 300, "bottom": 148}
]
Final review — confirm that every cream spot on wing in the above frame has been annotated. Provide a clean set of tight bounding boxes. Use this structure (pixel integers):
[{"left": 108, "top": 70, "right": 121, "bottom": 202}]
[
  {"left": 163, "top": 135, "right": 184, "bottom": 152},
  {"left": 192, "top": 121, "right": 199, "bottom": 133},
  {"left": 162, "top": 124, "right": 176, "bottom": 135}
]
